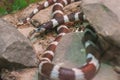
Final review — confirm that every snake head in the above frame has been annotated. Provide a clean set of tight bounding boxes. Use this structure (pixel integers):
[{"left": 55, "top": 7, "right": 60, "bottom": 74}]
[
  {"left": 17, "top": 18, "right": 29, "bottom": 26},
  {"left": 28, "top": 27, "right": 46, "bottom": 40},
  {"left": 30, "top": 19, "right": 41, "bottom": 28},
  {"left": 35, "top": 27, "right": 46, "bottom": 33}
]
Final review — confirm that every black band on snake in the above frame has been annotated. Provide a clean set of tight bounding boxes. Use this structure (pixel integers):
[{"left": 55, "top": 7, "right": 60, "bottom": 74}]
[{"left": 18, "top": 0, "right": 103, "bottom": 80}]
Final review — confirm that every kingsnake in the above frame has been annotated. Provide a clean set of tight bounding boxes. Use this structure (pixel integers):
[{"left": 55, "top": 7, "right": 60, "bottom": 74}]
[{"left": 19, "top": 0, "right": 103, "bottom": 80}]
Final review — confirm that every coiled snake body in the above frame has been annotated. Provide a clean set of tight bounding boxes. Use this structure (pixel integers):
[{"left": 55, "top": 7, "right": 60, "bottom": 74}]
[{"left": 20, "top": 0, "right": 102, "bottom": 80}]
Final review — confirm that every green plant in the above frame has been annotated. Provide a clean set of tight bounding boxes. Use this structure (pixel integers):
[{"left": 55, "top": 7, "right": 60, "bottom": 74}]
[
  {"left": 0, "top": 0, "right": 42, "bottom": 16},
  {"left": 0, "top": 7, "right": 8, "bottom": 16},
  {"left": 12, "top": 0, "right": 28, "bottom": 11}
]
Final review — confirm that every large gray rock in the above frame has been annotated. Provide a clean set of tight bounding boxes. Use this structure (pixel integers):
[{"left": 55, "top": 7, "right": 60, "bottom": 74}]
[
  {"left": 82, "top": 0, "right": 120, "bottom": 22},
  {"left": 54, "top": 32, "right": 85, "bottom": 68},
  {"left": 81, "top": 3, "right": 120, "bottom": 66},
  {"left": 0, "top": 18, "right": 37, "bottom": 69},
  {"left": 82, "top": 3, "right": 120, "bottom": 46},
  {"left": 39, "top": 32, "right": 118, "bottom": 80}
]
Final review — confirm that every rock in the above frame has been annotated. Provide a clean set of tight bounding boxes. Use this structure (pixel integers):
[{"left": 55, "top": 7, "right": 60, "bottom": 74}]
[
  {"left": 82, "top": 0, "right": 101, "bottom": 5},
  {"left": 39, "top": 32, "right": 118, "bottom": 80},
  {"left": 81, "top": 3, "right": 120, "bottom": 66},
  {"left": 82, "top": 0, "right": 120, "bottom": 22},
  {"left": 0, "top": 18, "right": 37, "bottom": 69},
  {"left": 54, "top": 32, "right": 85, "bottom": 68},
  {"left": 93, "top": 63, "right": 118, "bottom": 80},
  {"left": 1, "top": 68, "right": 38, "bottom": 80},
  {"left": 82, "top": 3, "right": 120, "bottom": 47},
  {"left": 102, "top": 0, "right": 120, "bottom": 22}
]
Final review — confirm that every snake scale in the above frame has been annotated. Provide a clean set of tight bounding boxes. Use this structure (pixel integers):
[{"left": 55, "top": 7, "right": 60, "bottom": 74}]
[{"left": 19, "top": 0, "right": 103, "bottom": 80}]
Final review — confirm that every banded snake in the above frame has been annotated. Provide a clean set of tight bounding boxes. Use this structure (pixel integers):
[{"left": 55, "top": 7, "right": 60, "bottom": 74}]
[{"left": 18, "top": 0, "right": 103, "bottom": 80}]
